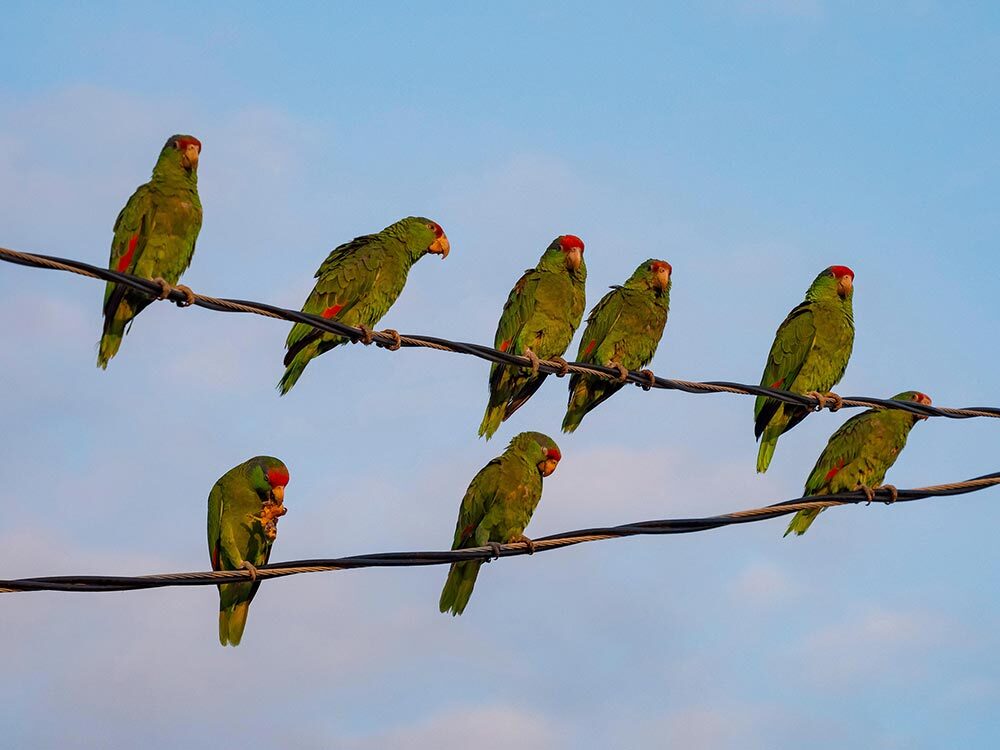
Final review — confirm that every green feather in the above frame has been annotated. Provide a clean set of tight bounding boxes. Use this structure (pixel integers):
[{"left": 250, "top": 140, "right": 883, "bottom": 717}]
[
  {"left": 440, "top": 432, "right": 559, "bottom": 616},
  {"left": 279, "top": 217, "right": 448, "bottom": 394},
  {"left": 785, "top": 391, "right": 926, "bottom": 536},
  {"left": 562, "top": 260, "right": 671, "bottom": 433},
  {"left": 98, "top": 135, "right": 202, "bottom": 368},
  {"left": 754, "top": 267, "right": 855, "bottom": 472},
  {"left": 479, "top": 237, "right": 587, "bottom": 438}
]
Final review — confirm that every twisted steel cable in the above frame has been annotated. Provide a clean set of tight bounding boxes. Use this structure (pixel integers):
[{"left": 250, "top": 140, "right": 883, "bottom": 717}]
[
  {"left": 2, "top": 245, "right": 998, "bottom": 420},
  {"left": 2, "top": 472, "right": 997, "bottom": 594}
]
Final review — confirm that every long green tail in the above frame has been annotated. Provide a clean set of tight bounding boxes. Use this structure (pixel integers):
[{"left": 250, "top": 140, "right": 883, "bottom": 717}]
[
  {"left": 97, "top": 303, "right": 133, "bottom": 369},
  {"left": 439, "top": 560, "right": 482, "bottom": 616},
  {"left": 785, "top": 508, "right": 821, "bottom": 536},
  {"left": 278, "top": 355, "right": 310, "bottom": 395},
  {"left": 219, "top": 601, "right": 251, "bottom": 646},
  {"left": 478, "top": 403, "right": 505, "bottom": 439}
]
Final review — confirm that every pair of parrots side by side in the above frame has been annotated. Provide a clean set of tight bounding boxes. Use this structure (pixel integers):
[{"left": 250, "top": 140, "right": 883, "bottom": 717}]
[
  {"left": 97, "top": 134, "right": 452, "bottom": 386},
  {"left": 479, "top": 240, "right": 673, "bottom": 438}
]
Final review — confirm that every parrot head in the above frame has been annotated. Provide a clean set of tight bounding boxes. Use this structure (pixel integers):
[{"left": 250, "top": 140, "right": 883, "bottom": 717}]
[
  {"left": 555, "top": 234, "right": 585, "bottom": 272},
  {"left": 625, "top": 259, "right": 672, "bottom": 296},
  {"left": 513, "top": 431, "right": 562, "bottom": 477},
  {"left": 649, "top": 260, "right": 672, "bottom": 293},
  {"left": 891, "top": 390, "right": 933, "bottom": 420},
  {"left": 809, "top": 265, "right": 854, "bottom": 301},
  {"left": 247, "top": 456, "right": 290, "bottom": 505},
  {"left": 412, "top": 217, "right": 450, "bottom": 258},
  {"left": 158, "top": 134, "right": 202, "bottom": 174}
]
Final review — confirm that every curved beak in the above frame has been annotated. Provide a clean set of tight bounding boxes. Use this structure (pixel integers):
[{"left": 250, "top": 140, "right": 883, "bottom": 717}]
[
  {"left": 538, "top": 458, "right": 559, "bottom": 477},
  {"left": 915, "top": 392, "right": 933, "bottom": 418},
  {"left": 837, "top": 274, "right": 853, "bottom": 298},
  {"left": 271, "top": 485, "right": 285, "bottom": 504},
  {"left": 654, "top": 269, "right": 671, "bottom": 292},
  {"left": 564, "top": 247, "right": 582, "bottom": 272},
  {"left": 181, "top": 144, "right": 200, "bottom": 171},
  {"left": 428, "top": 233, "right": 450, "bottom": 258}
]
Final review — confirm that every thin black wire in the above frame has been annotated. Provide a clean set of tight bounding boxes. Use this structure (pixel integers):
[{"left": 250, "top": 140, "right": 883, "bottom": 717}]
[
  {"left": 2, "top": 472, "right": 997, "bottom": 593},
  {"left": 2, "top": 246, "right": 998, "bottom": 420}
]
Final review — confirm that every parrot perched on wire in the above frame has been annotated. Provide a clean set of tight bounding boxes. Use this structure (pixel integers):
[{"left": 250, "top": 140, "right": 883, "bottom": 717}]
[
  {"left": 279, "top": 216, "right": 450, "bottom": 394},
  {"left": 785, "top": 391, "right": 931, "bottom": 536},
  {"left": 207, "top": 456, "right": 290, "bottom": 646},
  {"left": 98, "top": 135, "right": 203, "bottom": 368},
  {"left": 561, "top": 259, "right": 672, "bottom": 433},
  {"left": 754, "top": 265, "right": 856, "bottom": 473},
  {"left": 478, "top": 235, "right": 587, "bottom": 439},
  {"left": 439, "top": 431, "right": 561, "bottom": 616}
]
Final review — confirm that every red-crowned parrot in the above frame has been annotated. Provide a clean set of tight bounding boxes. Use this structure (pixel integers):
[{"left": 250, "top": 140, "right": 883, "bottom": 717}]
[
  {"left": 439, "top": 431, "right": 561, "bottom": 616},
  {"left": 207, "top": 456, "right": 290, "bottom": 646},
  {"left": 279, "top": 217, "right": 450, "bottom": 393},
  {"left": 755, "top": 266, "right": 855, "bottom": 473},
  {"left": 786, "top": 391, "right": 930, "bottom": 536},
  {"left": 479, "top": 235, "right": 586, "bottom": 438},
  {"left": 561, "top": 260, "right": 671, "bottom": 433},
  {"left": 98, "top": 135, "right": 203, "bottom": 367}
]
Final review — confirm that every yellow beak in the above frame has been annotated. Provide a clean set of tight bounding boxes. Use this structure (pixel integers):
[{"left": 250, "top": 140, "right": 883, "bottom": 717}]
[
  {"left": 838, "top": 275, "right": 853, "bottom": 298},
  {"left": 538, "top": 458, "right": 559, "bottom": 477},
  {"left": 565, "top": 248, "right": 582, "bottom": 272},
  {"left": 429, "top": 234, "right": 450, "bottom": 258},
  {"left": 271, "top": 485, "right": 285, "bottom": 504},
  {"left": 181, "top": 144, "right": 200, "bottom": 170}
]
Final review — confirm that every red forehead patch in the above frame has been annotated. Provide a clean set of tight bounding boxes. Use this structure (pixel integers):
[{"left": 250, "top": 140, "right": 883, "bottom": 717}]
[
  {"left": 266, "top": 466, "right": 289, "bottom": 487},
  {"left": 175, "top": 136, "right": 201, "bottom": 150},
  {"left": 558, "top": 235, "right": 584, "bottom": 252},
  {"left": 914, "top": 392, "right": 932, "bottom": 405},
  {"left": 828, "top": 265, "right": 854, "bottom": 280},
  {"left": 546, "top": 447, "right": 561, "bottom": 461},
  {"left": 650, "top": 261, "right": 672, "bottom": 274}
]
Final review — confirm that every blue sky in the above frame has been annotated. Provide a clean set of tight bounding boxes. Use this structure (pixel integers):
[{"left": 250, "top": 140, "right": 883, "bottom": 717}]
[{"left": 2, "top": 2, "right": 1000, "bottom": 747}]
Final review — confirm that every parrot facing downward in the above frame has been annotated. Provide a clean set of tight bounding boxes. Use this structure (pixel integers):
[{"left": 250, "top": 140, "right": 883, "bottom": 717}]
[
  {"left": 479, "top": 235, "right": 587, "bottom": 439},
  {"left": 561, "top": 259, "right": 672, "bottom": 433},
  {"left": 786, "top": 391, "right": 931, "bottom": 536},
  {"left": 439, "top": 431, "right": 561, "bottom": 616},
  {"left": 279, "top": 216, "right": 450, "bottom": 394},
  {"left": 98, "top": 135, "right": 203, "bottom": 368},
  {"left": 207, "top": 456, "right": 290, "bottom": 646},
  {"left": 754, "top": 265, "right": 855, "bottom": 473}
]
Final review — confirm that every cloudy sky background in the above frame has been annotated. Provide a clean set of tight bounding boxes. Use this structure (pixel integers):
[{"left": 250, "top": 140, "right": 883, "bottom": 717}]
[{"left": 2, "top": 2, "right": 1000, "bottom": 747}]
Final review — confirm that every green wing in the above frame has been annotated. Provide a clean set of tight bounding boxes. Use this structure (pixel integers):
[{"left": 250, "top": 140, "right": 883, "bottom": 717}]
[
  {"left": 207, "top": 481, "right": 224, "bottom": 571},
  {"left": 754, "top": 302, "right": 817, "bottom": 437},
  {"left": 451, "top": 460, "right": 503, "bottom": 549},
  {"left": 492, "top": 268, "right": 541, "bottom": 354},
  {"left": 803, "top": 411, "right": 874, "bottom": 495},
  {"left": 102, "top": 186, "right": 154, "bottom": 314},
  {"left": 283, "top": 236, "right": 380, "bottom": 364},
  {"left": 576, "top": 286, "right": 626, "bottom": 364}
]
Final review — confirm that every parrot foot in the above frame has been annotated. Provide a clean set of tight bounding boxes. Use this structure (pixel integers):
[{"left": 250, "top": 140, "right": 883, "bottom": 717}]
[
  {"left": 152, "top": 277, "right": 174, "bottom": 301},
  {"left": 240, "top": 560, "right": 259, "bottom": 582},
  {"left": 523, "top": 347, "right": 540, "bottom": 376},
  {"left": 173, "top": 284, "right": 196, "bottom": 307},
  {"left": 638, "top": 369, "right": 656, "bottom": 391},
  {"left": 485, "top": 541, "right": 503, "bottom": 561},
  {"left": 377, "top": 328, "right": 402, "bottom": 351},
  {"left": 858, "top": 484, "right": 876, "bottom": 505},
  {"left": 609, "top": 362, "right": 629, "bottom": 383},
  {"left": 550, "top": 356, "right": 571, "bottom": 377},
  {"left": 516, "top": 535, "right": 536, "bottom": 555},
  {"left": 356, "top": 324, "right": 374, "bottom": 345},
  {"left": 879, "top": 484, "right": 899, "bottom": 505},
  {"left": 805, "top": 390, "right": 843, "bottom": 412}
]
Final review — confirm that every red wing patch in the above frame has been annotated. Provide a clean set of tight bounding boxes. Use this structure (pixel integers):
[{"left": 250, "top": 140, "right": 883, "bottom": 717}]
[
  {"left": 770, "top": 378, "right": 785, "bottom": 389},
  {"left": 321, "top": 303, "right": 344, "bottom": 319},
  {"left": 117, "top": 234, "right": 139, "bottom": 273},
  {"left": 584, "top": 339, "right": 597, "bottom": 357},
  {"left": 824, "top": 458, "right": 846, "bottom": 484},
  {"left": 211, "top": 543, "right": 221, "bottom": 571},
  {"left": 499, "top": 339, "right": 511, "bottom": 352}
]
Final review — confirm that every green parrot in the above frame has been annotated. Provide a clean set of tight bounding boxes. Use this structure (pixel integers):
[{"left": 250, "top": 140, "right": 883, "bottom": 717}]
[
  {"left": 439, "top": 431, "right": 561, "bottom": 616},
  {"left": 754, "top": 265, "right": 855, "bottom": 473},
  {"left": 207, "top": 456, "right": 290, "bottom": 646},
  {"left": 479, "top": 234, "right": 587, "bottom": 439},
  {"left": 561, "top": 260, "right": 672, "bottom": 433},
  {"left": 98, "top": 135, "right": 203, "bottom": 368},
  {"left": 786, "top": 391, "right": 931, "bottom": 536},
  {"left": 279, "top": 217, "right": 450, "bottom": 394}
]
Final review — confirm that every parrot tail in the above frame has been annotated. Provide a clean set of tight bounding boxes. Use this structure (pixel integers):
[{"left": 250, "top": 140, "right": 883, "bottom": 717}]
[
  {"left": 439, "top": 560, "right": 482, "bottom": 616},
  {"left": 784, "top": 508, "right": 821, "bottom": 537},
  {"left": 478, "top": 404, "right": 505, "bottom": 440},
  {"left": 219, "top": 601, "right": 251, "bottom": 646},
  {"left": 756, "top": 435, "right": 777, "bottom": 473},
  {"left": 277, "top": 355, "right": 310, "bottom": 395},
  {"left": 97, "top": 303, "right": 133, "bottom": 369}
]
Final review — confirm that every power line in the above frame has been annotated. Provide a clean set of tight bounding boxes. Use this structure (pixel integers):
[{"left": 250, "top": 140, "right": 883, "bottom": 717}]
[
  {"left": 2, "top": 472, "right": 997, "bottom": 594},
  {"left": 2, "top": 245, "right": 999, "bottom": 420}
]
